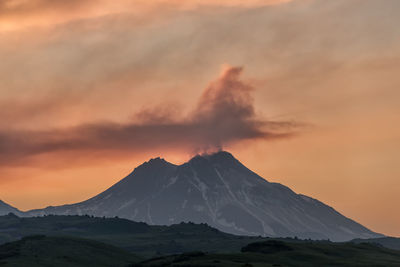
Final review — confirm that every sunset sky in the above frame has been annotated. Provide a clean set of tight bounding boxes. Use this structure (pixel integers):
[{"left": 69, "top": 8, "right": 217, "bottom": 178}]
[{"left": 0, "top": 0, "right": 399, "bottom": 237}]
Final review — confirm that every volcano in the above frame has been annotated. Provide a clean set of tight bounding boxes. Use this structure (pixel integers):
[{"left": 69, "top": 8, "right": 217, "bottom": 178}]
[{"left": 26, "top": 151, "right": 381, "bottom": 241}]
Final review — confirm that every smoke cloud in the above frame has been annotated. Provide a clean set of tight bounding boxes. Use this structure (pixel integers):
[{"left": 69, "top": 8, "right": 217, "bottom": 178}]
[{"left": 0, "top": 66, "right": 295, "bottom": 166}]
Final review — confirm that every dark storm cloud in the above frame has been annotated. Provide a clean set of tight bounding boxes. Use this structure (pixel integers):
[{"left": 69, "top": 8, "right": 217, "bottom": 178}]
[{"left": 0, "top": 67, "right": 296, "bottom": 166}]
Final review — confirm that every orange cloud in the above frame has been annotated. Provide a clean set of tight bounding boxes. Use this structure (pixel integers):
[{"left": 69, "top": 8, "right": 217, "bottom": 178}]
[
  {"left": 0, "top": 0, "right": 293, "bottom": 31},
  {"left": 0, "top": 67, "right": 296, "bottom": 168}
]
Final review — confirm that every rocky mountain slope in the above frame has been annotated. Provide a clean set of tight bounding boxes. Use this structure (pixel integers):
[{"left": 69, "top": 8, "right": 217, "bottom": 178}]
[
  {"left": 26, "top": 151, "right": 381, "bottom": 241},
  {"left": 0, "top": 200, "right": 21, "bottom": 216}
]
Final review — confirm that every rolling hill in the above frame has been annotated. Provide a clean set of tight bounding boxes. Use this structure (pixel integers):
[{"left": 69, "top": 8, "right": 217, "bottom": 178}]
[{"left": 0, "top": 235, "right": 140, "bottom": 267}]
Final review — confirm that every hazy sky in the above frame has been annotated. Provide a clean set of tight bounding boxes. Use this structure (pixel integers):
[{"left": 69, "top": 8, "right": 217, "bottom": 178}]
[{"left": 0, "top": 0, "right": 399, "bottom": 237}]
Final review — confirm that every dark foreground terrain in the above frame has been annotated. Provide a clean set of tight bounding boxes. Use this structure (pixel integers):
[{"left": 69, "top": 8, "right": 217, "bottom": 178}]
[
  {"left": 1, "top": 214, "right": 400, "bottom": 266},
  {"left": 136, "top": 240, "right": 400, "bottom": 267},
  {"left": 0, "top": 235, "right": 139, "bottom": 267},
  {"left": 1, "top": 236, "right": 400, "bottom": 267},
  {"left": 352, "top": 236, "right": 400, "bottom": 251},
  {"left": 0, "top": 213, "right": 264, "bottom": 257}
]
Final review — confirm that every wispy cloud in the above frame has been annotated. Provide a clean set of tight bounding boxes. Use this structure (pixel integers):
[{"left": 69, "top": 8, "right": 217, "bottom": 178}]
[
  {"left": 0, "top": 66, "right": 296, "bottom": 167},
  {"left": 0, "top": 0, "right": 292, "bottom": 31}
]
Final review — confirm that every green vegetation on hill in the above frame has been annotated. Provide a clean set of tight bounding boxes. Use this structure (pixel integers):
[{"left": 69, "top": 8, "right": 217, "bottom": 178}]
[
  {"left": 2, "top": 236, "right": 400, "bottom": 267},
  {"left": 136, "top": 240, "right": 400, "bottom": 267},
  {"left": 1, "top": 214, "right": 399, "bottom": 266},
  {"left": 352, "top": 237, "right": 400, "bottom": 251},
  {"left": 0, "top": 235, "right": 140, "bottom": 267},
  {"left": 0, "top": 214, "right": 265, "bottom": 258}
]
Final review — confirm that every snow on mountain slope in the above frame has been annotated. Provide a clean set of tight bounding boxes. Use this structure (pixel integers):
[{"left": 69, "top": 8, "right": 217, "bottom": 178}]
[{"left": 25, "top": 151, "right": 382, "bottom": 241}]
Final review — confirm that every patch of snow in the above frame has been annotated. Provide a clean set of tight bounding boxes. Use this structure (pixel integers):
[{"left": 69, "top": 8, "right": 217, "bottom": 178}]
[
  {"left": 339, "top": 226, "right": 356, "bottom": 236},
  {"left": 191, "top": 169, "right": 216, "bottom": 220},
  {"left": 147, "top": 203, "right": 154, "bottom": 224},
  {"left": 182, "top": 200, "right": 187, "bottom": 209},
  {"left": 216, "top": 217, "right": 257, "bottom": 235},
  {"left": 193, "top": 205, "right": 205, "bottom": 212},
  {"left": 214, "top": 168, "right": 274, "bottom": 235},
  {"left": 165, "top": 176, "right": 178, "bottom": 187},
  {"left": 118, "top": 198, "right": 136, "bottom": 211},
  {"left": 103, "top": 193, "right": 113, "bottom": 200},
  {"left": 130, "top": 208, "right": 138, "bottom": 220}
]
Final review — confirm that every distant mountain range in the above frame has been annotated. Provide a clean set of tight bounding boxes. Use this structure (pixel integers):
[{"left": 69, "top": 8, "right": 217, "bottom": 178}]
[
  {"left": 0, "top": 200, "right": 21, "bottom": 216},
  {"left": 6, "top": 151, "right": 378, "bottom": 242}
]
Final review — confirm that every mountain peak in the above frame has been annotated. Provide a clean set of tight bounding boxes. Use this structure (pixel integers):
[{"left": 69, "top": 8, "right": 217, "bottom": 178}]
[
  {"left": 190, "top": 150, "right": 235, "bottom": 162},
  {"left": 25, "top": 150, "right": 381, "bottom": 242},
  {"left": 0, "top": 199, "right": 21, "bottom": 216},
  {"left": 188, "top": 151, "right": 243, "bottom": 171},
  {"left": 204, "top": 150, "right": 235, "bottom": 160},
  {"left": 205, "top": 150, "right": 233, "bottom": 158},
  {"left": 140, "top": 157, "right": 173, "bottom": 167},
  {"left": 148, "top": 157, "right": 167, "bottom": 164},
  {"left": 129, "top": 156, "right": 176, "bottom": 176}
]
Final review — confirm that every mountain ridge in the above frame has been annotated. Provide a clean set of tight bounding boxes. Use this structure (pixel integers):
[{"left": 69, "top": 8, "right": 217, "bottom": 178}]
[
  {"left": 21, "top": 151, "right": 382, "bottom": 241},
  {"left": 0, "top": 200, "right": 22, "bottom": 216}
]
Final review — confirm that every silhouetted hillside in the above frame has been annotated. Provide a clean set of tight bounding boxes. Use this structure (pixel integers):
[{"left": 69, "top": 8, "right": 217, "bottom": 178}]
[
  {"left": 0, "top": 235, "right": 140, "bottom": 266},
  {"left": 137, "top": 240, "right": 400, "bottom": 266},
  {"left": 352, "top": 236, "right": 400, "bottom": 251},
  {"left": 0, "top": 214, "right": 265, "bottom": 257},
  {"left": 0, "top": 214, "right": 398, "bottom": 266}
]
